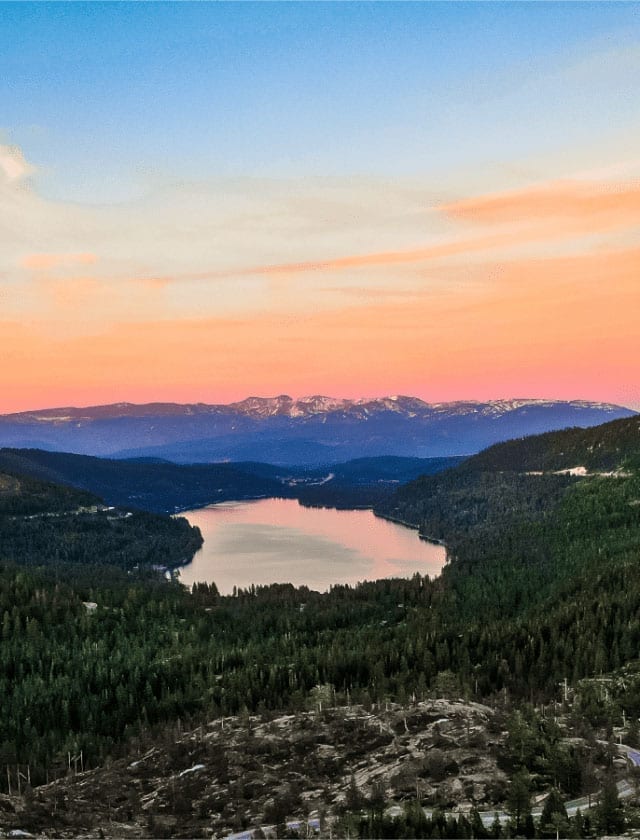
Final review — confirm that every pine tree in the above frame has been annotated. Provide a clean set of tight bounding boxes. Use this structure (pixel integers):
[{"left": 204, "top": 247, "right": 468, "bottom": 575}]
[
  {"left": 507, "top": 770, "right": 531, "bottom": 835},
  {"left": 470, "top": 806, "right": 488, "bottom": 839},
  {"left": 595, "top": 773, "right": 625, "bottom": 836},
  {"left": 540, "top": 787, "right": 568, "bottom": 839}
]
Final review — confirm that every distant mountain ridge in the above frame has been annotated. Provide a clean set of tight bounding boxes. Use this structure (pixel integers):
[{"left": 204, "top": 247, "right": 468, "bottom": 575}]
[
  {"left": 3, "top": 395, "right": 630, "bottom": 422},
  {"left": 0, "top": 396, "right": 633, "bottom": 464}
]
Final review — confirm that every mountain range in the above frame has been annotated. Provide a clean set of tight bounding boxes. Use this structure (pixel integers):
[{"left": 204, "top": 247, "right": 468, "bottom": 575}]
[{"left": 0, "top": 396, "right": 634, "bottom": 465}]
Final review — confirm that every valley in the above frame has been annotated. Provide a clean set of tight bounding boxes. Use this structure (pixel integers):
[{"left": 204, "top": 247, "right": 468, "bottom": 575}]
[{"left": 1, "top": 414, "right": 640, "bottom": 836}]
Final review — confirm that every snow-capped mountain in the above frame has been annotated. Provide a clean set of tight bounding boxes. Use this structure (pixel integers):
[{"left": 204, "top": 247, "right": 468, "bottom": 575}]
[{"left": 0, "top": 396, "right": 633, "bottom": 464}]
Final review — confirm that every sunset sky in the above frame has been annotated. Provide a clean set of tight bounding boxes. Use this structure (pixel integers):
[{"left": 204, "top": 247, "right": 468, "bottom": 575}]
[{"left": 1, "top": 2, "right": 640, "bottom": 412}]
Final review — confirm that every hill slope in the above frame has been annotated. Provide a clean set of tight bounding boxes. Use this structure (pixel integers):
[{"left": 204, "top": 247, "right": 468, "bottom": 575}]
[
  {"left": 0, "top": 449, "right": 462, "bottom": 512},
  {"left": 462, "top": 414, "right": 640, "bottom": 473},
  {"left": 0, "top": 448, "right": 290, "bottom": 513},
  {"left": 377, "top": 414, "right": 640, "bottom": 623},
  {"left": 0, "top": 464, "right": 203, "bottom": 572}
]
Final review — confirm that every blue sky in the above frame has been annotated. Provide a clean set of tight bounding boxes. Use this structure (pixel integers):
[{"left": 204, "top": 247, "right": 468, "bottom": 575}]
[{"left": 3, "top": 2, "right": 639, "bottom": 202}]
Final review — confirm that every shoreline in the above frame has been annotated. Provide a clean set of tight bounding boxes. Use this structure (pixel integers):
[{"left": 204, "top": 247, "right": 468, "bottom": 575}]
[
  {"left": 176, "top": 495, "right": 447, "bottom": 550},
  {"left": 373, "top": 510, "right": 447, "bottom": 548}
]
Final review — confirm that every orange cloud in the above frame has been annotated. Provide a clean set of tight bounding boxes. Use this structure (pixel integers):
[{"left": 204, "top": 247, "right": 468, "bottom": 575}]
[
  {"left": 20, "top": 252, "right": 98, "bottom": 271},
  {"left": 200, "top": 179, "right": 640, "bottom": 280},
  {"left": 97, "top": 177, "right": 638, "bottom": 291},
  {"left": 442, "top": 178, "right": 640, "bottom": 226}
]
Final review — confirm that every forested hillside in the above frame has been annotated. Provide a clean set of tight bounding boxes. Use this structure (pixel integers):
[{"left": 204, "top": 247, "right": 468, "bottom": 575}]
[
  {"left": 0, "top": 448, "right": 461, "bottom": 512},
  {"left": 462, "top": 414, "right": 640, "bottom": 473},
  {"left": 0, "top": 449, "right": 289, "bottom": 513},
  {"left": 0, "top": 467, "right": 202, "bottom": 571},
  {"left": 377, "top": 417, "right": 640, "bottom": 675},
  {"left": 0, "top": 470, "right": 98, "bottom": 515},
  {"left": 3, "top": 419, "right": 640, "bottom": 836}
]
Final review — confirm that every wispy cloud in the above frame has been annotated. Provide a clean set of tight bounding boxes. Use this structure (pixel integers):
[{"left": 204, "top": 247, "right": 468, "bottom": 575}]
[
  {"left": 215, "top": 178, "right": 640, "bottom": 279},
  {"left": 442, "top": 179, "right": 640, "bottom": 226}
]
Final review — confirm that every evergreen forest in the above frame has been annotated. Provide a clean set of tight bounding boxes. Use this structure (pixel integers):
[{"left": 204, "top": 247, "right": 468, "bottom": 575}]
[{"left": 2, "top": 416, "right": 640, "bottom": 836}]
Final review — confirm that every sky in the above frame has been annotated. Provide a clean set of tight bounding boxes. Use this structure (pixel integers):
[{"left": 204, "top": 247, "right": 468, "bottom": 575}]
[{"left": 1, "top": 1, "right": 640, "bottom": 412}]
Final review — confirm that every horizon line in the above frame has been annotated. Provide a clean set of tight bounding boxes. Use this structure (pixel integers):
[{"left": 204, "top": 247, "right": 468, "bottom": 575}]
[{"left": 2, "top": 394, "right": 636, "bottom": 417}]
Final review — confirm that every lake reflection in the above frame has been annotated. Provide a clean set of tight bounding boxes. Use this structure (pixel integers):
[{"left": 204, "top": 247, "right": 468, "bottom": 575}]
[{"left": 179, "top": 498, "right": 446, "bottom": 593}]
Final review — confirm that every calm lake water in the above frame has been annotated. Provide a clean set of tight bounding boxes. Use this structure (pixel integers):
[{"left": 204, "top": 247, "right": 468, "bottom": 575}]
[{"left": 179, "top": 498, "right": 446, "bottom": 594}]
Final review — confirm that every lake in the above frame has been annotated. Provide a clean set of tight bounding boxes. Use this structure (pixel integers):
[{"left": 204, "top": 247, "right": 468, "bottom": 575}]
[{"left": 179, "top": 497, "right": 446, "bottom": 593}]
